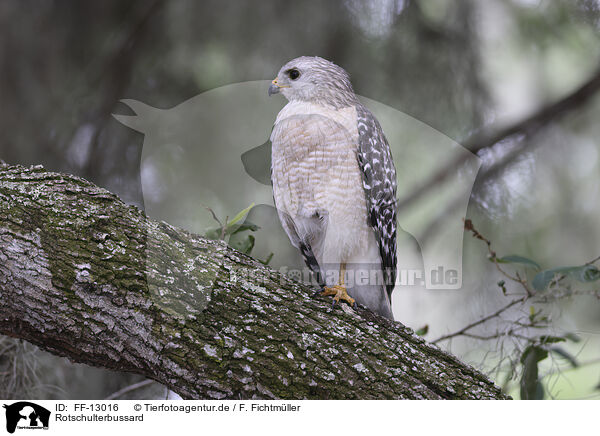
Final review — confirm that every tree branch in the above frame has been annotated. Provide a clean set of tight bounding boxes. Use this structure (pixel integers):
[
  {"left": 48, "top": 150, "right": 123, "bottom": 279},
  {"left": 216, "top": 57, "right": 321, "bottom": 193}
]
[
  {"left": 0, "top": 163, "right": 508, "bottom": 399},
  {"left": 397, "top": 63, "right": 600, "bottom": 212}
]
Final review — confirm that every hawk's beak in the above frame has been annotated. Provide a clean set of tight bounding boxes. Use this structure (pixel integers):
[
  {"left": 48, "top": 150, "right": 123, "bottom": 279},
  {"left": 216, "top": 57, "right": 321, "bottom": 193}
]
[{"left": 268, "top": 78, "right": 280, "bottom": 96}]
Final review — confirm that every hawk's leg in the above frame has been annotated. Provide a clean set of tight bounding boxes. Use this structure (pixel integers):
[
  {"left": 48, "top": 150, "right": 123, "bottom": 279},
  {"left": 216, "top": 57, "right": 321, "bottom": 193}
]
[{"left": 316, "top": 263, "right": 356, "bottom": 309}]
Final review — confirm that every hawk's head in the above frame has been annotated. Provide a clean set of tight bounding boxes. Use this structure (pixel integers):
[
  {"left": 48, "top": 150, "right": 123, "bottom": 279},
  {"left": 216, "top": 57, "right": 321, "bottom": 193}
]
[{"left": 268, "top": 56, "right": 358, "bottom": 108}]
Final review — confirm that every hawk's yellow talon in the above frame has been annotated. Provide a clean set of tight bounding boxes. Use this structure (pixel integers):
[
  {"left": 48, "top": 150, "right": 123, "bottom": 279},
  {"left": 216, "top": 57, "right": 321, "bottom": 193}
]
[{"left": 320, "top": 285, "right": 355, "bottom": 307}]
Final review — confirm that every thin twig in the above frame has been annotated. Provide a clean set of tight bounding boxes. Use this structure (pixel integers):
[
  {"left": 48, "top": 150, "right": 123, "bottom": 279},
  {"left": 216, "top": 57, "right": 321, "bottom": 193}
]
[
  {"left": 432, "top": 297, "right": 525, "bottom": 344},
  {"left": 202, "top": 204, "right": 223, "bottom": 228},
  {"left": 104, "top": 379, "right": 155, "bottom": 400},
  {"left": 464, "top": 219, "right": 533, "bottom": 296},
  {"left": 220, "top": 216, "right": 228, "bottom": 241}
]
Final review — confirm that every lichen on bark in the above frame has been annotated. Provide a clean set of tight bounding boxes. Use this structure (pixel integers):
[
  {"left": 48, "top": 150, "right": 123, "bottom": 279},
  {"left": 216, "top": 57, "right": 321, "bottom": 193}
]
[{"left": 0, "top": 163, "right": 509, "bottom": 399}]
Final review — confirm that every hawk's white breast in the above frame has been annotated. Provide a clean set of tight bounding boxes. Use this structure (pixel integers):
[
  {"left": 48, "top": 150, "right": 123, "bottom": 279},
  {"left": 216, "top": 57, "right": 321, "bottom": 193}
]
[{"left": 270, "top": 101, "right": 377, "bottom": 268}]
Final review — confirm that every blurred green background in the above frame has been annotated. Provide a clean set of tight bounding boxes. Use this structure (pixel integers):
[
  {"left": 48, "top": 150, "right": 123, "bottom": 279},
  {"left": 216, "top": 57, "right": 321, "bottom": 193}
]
[{"left": 0, "top": 0, "right": 599, "bottom": 400}]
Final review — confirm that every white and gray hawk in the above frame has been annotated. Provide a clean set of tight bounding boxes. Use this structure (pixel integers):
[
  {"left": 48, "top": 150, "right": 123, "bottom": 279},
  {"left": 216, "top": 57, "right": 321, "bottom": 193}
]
[{"left": 268, "top": 56, "right": 397, "bottom": 320}]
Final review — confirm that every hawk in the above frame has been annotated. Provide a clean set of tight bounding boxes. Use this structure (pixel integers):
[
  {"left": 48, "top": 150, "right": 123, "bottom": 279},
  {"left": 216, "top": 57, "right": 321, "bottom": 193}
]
[{"left": 268, "top": 56, "right": 397, "bottom": 320}]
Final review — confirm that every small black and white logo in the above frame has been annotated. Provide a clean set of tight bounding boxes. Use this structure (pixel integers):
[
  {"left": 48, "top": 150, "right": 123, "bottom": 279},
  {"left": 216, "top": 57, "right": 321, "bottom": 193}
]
[{"left": 3, "top": 402, "right": 50, "bottom": 434}]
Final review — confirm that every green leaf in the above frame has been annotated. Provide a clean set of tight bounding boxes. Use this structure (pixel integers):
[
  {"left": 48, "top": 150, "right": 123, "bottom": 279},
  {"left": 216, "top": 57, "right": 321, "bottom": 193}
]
[
  {"left": 564, "top": 333, "right": 581, "bottom": 343},
  {"left": 531, "top": 270, "right": 552, "bottom": 291},
  {"left": 228, "top": 221, "right": 260, "bottom": 235},
  {"left": 260, "top": 252, "right": 274, "bottom": 266},
  {"left": 532, "top": 264, "right": 600, "bottom": 291},
  {"left": 575, "top": 265, "right": 600, "bottom": 283},
  {"left": 520, "top": 345, "right": 548, "bottom": 368},
  {"left": 229, "top": 234, "right": 255, "bottom": 255},
  {"left": 415, "top": 325, "right": 429, "bottom": 336},
  {"left": 520, "top": 345, "right": 548, "bottom": 400},
  {"left": 531, "top": 266, "right": 577, "bottom": 291},
  {"left": 550, "top": 347, "right": 578, "bottom": 368},
  {"left": 227, "top": 203, "right": 255, "bottom": 227},
  {"left": 204, "top": 227, "right": 222, "bottom": 240},
  {"left": 537, "top": 335, "right": 566, "bottom": 345},
  {"left": 496, "top": 255, "right": 541, "bottom": 270}
]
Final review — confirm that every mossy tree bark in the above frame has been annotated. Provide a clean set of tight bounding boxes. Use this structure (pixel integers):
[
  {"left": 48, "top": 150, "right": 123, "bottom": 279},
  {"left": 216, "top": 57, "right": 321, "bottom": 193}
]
[{"left": 0, "top": 163, "right": 508, "bottom": 399}]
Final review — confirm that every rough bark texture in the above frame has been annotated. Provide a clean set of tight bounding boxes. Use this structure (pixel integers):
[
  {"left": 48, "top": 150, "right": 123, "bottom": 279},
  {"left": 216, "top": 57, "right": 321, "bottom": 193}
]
[{"left": 0, "top": 163, "right": 508, "bottom": 399}]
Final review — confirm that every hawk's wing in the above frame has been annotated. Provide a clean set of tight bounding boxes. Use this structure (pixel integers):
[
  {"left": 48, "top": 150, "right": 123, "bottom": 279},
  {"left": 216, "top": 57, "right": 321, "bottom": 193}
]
[
  {"left": 356, "top": 104, "right": 398, "bottom": 300},
  {"left": 275, "top": 203, "right": 325, "bottom": 286},
  {"left": 269, "top": 131, "right": 326, "bottom": 287}
]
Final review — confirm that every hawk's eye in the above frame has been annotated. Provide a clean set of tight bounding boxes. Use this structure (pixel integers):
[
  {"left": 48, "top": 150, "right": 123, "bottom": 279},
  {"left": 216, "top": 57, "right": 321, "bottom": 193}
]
[{"left": 288, "top": 69, "right": 300, "bottom": 80}]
